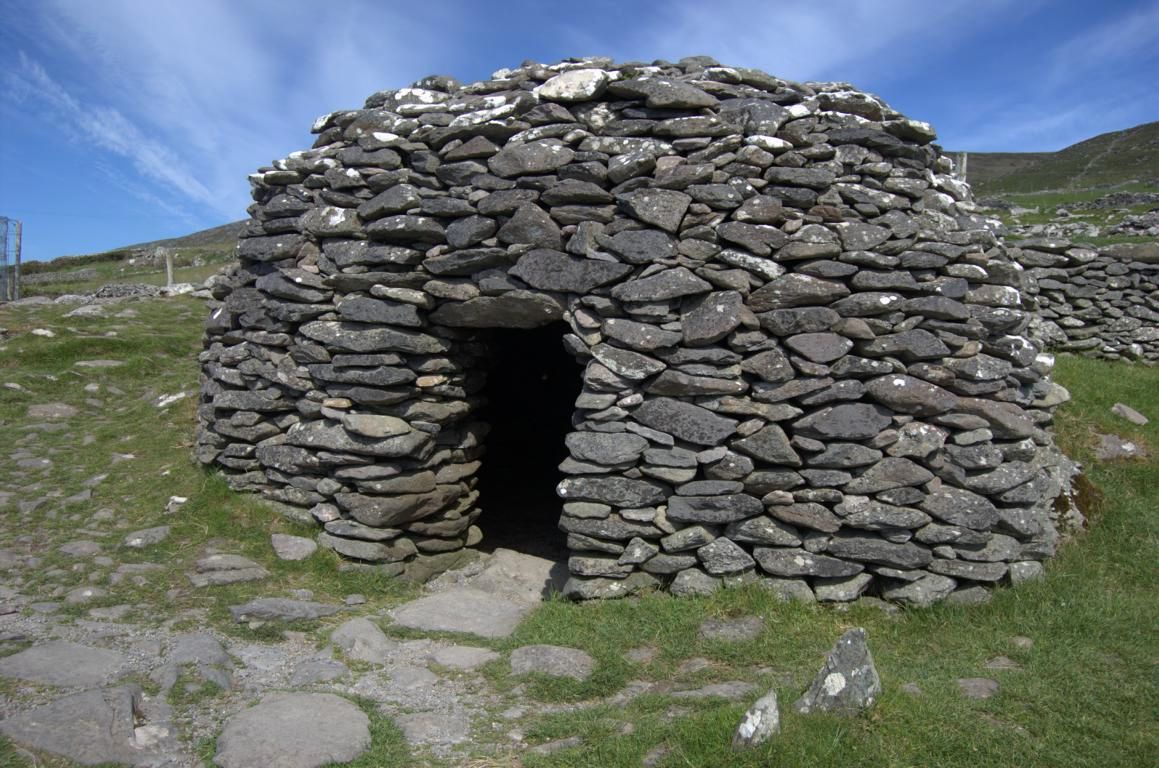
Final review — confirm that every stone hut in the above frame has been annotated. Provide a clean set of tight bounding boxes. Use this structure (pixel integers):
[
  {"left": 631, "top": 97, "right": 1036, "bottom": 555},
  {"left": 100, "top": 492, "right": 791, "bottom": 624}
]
[{"left": 196, "top": 56, "right": 1079, "bottom": 605}]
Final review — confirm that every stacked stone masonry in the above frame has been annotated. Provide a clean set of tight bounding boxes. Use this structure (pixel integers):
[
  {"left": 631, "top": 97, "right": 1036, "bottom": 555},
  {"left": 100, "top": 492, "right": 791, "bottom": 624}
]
[
  {"left": 197, "top": 56, "right": 1082, "bottom": 605},
  {"left": 1013, "top": 240, "right": 1159, "bottom": 362}
]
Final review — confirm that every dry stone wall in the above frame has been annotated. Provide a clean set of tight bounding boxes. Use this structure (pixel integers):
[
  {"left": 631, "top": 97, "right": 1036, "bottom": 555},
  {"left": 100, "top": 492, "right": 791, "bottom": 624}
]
[
  {"left": 1014, "top": 240, "right": 1159, "bottom": 362},
  {"left": 197, "top": 56, "right": 1081, "bottom": 605}
]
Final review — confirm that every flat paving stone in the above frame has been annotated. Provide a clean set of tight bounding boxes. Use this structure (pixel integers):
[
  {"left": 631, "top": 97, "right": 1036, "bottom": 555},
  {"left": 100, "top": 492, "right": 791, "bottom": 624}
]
[
  {"left": 698, "top": 615, "right": 765, "bottom": 642},
  {"left": 510, "top": 645, "right": 595, "bottom": 681},
  {"left": 671, "top": 681, "right": 759, "bottom": 700},
  {"left": 430, "top": 645, "right": 501, "bottom": 670},
  {"left": 0, "top": 640, "right": 128, "bottom": 687},
  {"left": 122, "top": 525, "right": 171, "bottom": 548},
  {"left": 0, "top": 685, "right": 177, "bottom": 766},
  {"left": 958, "top": 677, "right": 1000, "bottom": 699},
  {"left": 214, "top": 692, "right": 370, "bottom": 768},
  {"left": 26, "top": 403, "right": 78, "bottom": 419},
  {"left": 391, "top": 587, "right": 532, "bottom": 638},
  {"left": 229, "top": 598, "right": 342, "bottom": 623},
  {"left": 271, "top": 533, "right": 318, "bottom": 560},
  {"left": 331, "top": 617, "right": 397, "bottom": 664},
  {"left": 395, "top": 711, "right": 471, "bottom": 747}
]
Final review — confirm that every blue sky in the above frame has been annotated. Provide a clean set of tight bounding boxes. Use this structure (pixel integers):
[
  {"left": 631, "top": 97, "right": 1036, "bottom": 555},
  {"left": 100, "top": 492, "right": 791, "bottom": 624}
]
[{"left": 1, "top": 0, "right": 1156, "bottom": 263}]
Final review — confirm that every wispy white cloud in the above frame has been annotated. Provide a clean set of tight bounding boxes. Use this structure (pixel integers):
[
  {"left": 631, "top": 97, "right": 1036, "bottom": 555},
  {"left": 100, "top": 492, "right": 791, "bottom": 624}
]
[
  {"left": 5, "top": 53, "right": 214, "bottom": 214},
  {"left": 1048, "top": 1, "right": 1159, "bottom": 84},
  {"left": 587, "top": 0, "right": 1037, "bottom": 89},
  {"left": 8, "top": 0, "right": 452, "bottom": 223}
]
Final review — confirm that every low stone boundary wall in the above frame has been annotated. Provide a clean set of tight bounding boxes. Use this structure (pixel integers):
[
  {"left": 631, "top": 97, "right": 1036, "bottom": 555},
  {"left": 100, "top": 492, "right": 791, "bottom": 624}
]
[{"left": 1014, "top": 240, "right": 1159, "bottom": 362}]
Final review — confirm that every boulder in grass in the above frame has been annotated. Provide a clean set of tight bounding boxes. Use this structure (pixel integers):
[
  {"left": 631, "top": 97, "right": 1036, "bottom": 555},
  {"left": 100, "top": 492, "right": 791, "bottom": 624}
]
[{"left": 793, "top": 627, "right": 881, "bottom": 715}]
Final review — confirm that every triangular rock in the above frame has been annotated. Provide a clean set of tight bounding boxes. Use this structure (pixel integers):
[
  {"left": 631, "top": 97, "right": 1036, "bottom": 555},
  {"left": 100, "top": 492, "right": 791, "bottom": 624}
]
[{"left": 793, "top": 627, "right": 881, "bottom": 714}]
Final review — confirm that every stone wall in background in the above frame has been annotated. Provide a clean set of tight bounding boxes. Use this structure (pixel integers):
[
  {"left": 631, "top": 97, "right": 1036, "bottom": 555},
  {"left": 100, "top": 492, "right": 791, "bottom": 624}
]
[
  {"left": 1012, "top": 240, "right": 1159, "bottom": 363},
  {"left": 196, "top": 56, "right": 1083, "bottom": 606}
]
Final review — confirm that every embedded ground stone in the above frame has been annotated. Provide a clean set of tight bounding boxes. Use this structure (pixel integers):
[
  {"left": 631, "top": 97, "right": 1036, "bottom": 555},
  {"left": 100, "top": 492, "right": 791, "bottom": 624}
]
[
  {"left": 0, "top": 686, "right": 176, "bottom": 767},
  {"left": 214, "top": 693, "right": 370, "bottom": 768},
  {"left": 196, "top": 55, "right": 1079, "bottom": 606},
  {"left": 510, "top": 644, "right": 596, "bottom": 681},
  {"left": 0, "top": 641, "right": 128, "bottom": 687},
  {"left": 794, "top": 628, "right": 881, "bottom": 714}
]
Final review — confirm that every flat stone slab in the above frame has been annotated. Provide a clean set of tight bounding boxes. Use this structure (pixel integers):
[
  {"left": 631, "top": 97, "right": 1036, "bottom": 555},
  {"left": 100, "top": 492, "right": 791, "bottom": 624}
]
[
  {"left": 0, "top": 685, "right": 175, "bottom": 766},
  {"left": 331, "top": 617, "right": 397, "bottom": 664},
  {"left": 271, "top": 533, "right": 318, "bottom": 560},
  {"left": 672, "top": 681, "right": 759, "bottom": 700},
  {"left": 395, "top": 711, "right": 471, "bottom": 747},
  {"left": 74, "top": 359, "right": 126, "bottom": 368},
  {"left": 391, "top": 587, "right": 532, "bottom": 638},
  {"left": 958, "top": 677, "right": 1000, "bottom": 699},
  {"left": 0, "top": 640, "right": 128, "bottom": 687},
  {"left": 229, "top": 598, "right": 342, "bottom": 623},
  {"left": 698, "top": 616, "right": 765, "bottom": 642},
  {"left": 510, "top": 644, "right": 595, "bottom": 681},
  {"left": 214, "top": 692, "right": 370, "bottom": 768},
  {"left": 430, "top": 645, "right": 501, "bottom": 670},
  {"left": 26, "top": 403, "right": 78, "bottom": 419},
  {"left": 467, "top": 548, "right": 569, "bottom": 604}
]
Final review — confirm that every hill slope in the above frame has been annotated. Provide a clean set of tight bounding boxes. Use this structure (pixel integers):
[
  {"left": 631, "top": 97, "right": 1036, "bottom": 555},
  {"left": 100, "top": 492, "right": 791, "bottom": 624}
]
[{"left": 961, "top": 121, "right": 1159, "bottom": 194}]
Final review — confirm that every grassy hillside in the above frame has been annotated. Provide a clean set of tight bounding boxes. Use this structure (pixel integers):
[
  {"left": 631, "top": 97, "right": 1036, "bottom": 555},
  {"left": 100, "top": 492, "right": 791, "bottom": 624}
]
[{"left": 961, "top": 121, "right": 1159, "bottom": 194}]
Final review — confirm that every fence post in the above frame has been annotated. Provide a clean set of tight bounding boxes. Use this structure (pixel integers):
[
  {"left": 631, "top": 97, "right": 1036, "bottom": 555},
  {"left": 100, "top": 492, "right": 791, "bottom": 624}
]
[{"left": 13, "top": 220, "right": 20, "bottom": 301}]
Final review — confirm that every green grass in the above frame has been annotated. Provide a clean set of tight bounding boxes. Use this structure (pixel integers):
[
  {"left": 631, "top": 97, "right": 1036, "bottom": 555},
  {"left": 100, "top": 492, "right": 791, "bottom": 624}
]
[
  {"left": 965, "top": 121, "right": 1159, "bottom": 194},
  {"left": 0, "top": 298, "right": 1155, "bottom": 768}
]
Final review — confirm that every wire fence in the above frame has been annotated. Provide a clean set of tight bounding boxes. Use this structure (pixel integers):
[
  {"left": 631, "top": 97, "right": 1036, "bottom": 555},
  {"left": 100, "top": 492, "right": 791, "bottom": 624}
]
[{"left": 1, "top": 217, "right": 22, "bottom": 302}]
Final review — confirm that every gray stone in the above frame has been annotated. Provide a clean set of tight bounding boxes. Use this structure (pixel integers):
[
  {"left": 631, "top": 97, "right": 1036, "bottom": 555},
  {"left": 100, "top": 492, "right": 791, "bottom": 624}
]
[
  {"left": 214, "top": 693, "right": 370, "bottom": 768},
  {"left": 786, "top": 333, "right": 853, "bottom": 363},
  {"left": 290, "top": 658, "right": 349, "bottom": 685},
  {"left": 697, "top": 538, "right": 756, "bottom": 575},
  {"left": 826, "top": 534, "right": 933, "bottom": 569},
  {"left": 667, "top": 494, "right": 763, "bottom": 524},
  {"left": 611, "top": 267, "right": 712, "bottom": 302},
  {"left": 395, "top": 711, "right": 472, "bottom": 747},
  {"left": 793, "top": 628, "right": 882, "bottom": 714},
  {"left": 866, "top": 374, "right": 958, "bottom": 416},
  {"left": 749, "top": 274, "right": 851, "bottom": 311},
  {"left": 229, "top": 598, "right": 341, "bottom": 623},
  {"left": 510, "top": 644, "right": 595, "bottom": 681},
  {"left": 754, "top": 547, "right": 863, "bottom": 578},
  {"left": 683, "top": 291, "right": 745, "bottom": 346},
  {"left": 605, "top": 229, "right": 677, "bottom": 264},
  {"left": 608, "top": 76, "right": 718, "bottom": 109},
  {"left": 391, "top": 588, "right": 531, "bottom": 638},
  {"left": 0, "top": 641, "right": 128, "bottom": 687},
  {"left": 498, "top": 204, "right": 562, "bottom": 249},
  {"left": 919, "top": 488, "right": 1000, "bottom": 529},
  {"left": 794, "top": 403, "right": 892, "bottom": 441},
  {"left": 489, "top": 140, "right": 575, "bottom": 177},
  {"left": 429, "top": 291, "right": 565, "bottom": 328},
  {"left": 957, "top": 677, "right": 999, "bottom": 700},
  {"left": 121, "top": 526, "right": 171, "bottom": 548},
  {"left": 536, "top": 68, "right": 610, "bottom": 102},
  {"left": 0, "top": 686, "right": 175, "bottom": 767},
  {"left": 726, "top": 516, "right": 802, "bottom": 547},
  {"left": 430, "top": 645, "right": 501, "bottom": 670},
  {"left": 1111, "top": 402, "right": 1148, "bottom": 426},
  {"left": 700, "top": 616, "right": 765, "bottom": 642},
  {"left": 633, "top": 397, "right": 738, "bottom": 446},
  {"left": 733, "top": 690, "right": 781, "bottom": 748},
  {"left": 813, "top": 572, "right": 874, "bottom": 602},
  {"left": 673, "top": 681, "right": 760, "bottom": 700},
  {"left": 331, "top": 617, "right": 397, "bottom": 663},
  {"left": 881, "top": 573, "right": 957, "bottom": 606},
  {"left": 733, "top": 424, "right": 802, "bottom": 466},
  {"left": 271, "top": 533, "right": 318, "bottom": 560}
]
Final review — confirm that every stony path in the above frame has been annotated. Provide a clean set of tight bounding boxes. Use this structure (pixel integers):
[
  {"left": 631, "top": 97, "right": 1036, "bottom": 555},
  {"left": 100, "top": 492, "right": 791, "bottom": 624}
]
[{"left": 0, "top": 533, "right": 580, "bottom": 766}]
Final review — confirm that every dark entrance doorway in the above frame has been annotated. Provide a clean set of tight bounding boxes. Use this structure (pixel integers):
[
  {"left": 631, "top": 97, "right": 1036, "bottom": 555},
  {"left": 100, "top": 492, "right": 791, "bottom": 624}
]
[{"left": 474, "top": 322, "right": 582, "bottom": 560}]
